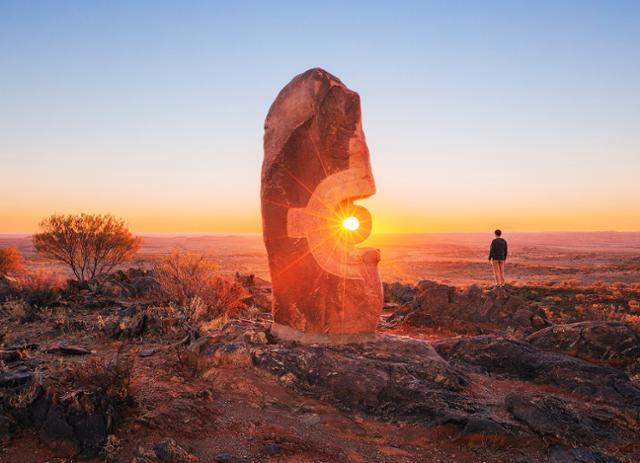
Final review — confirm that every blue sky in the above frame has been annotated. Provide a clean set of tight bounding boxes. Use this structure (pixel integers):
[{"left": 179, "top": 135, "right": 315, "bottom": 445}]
[{"left": 1, "top": 1, "right": 639, "bottom": 232}]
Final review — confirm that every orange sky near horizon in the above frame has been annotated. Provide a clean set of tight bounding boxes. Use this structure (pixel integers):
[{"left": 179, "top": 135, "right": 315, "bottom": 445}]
[{"left": 3, "top": 197, "right": 640, "bottom": 235}]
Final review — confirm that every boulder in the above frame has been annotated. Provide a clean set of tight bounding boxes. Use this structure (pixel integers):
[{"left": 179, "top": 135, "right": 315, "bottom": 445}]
[
  {"left": 414, "top": 280, "right": 455, "bottom": 314},
  {"left": 153, "top": 438, "right": 198, "bottom": 463},
  {"left": 383, "top": 282, "right": 416, "bottom": 304},
  {"left": 527, "top": 321, "right": 640, "bottom": 367}
]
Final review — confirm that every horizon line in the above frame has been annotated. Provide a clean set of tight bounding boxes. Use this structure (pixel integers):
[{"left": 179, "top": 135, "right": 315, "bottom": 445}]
[{"left": 2, "top": 230, "right": 640, "bottom": 238}]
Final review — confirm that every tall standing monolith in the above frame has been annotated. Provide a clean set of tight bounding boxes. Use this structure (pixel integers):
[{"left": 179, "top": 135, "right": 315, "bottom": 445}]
[{"left": 261, "top": 68, "right": 383, "bottom": 344}]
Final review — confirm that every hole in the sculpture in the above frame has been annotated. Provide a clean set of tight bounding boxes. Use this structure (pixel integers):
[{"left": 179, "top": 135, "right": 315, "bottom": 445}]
[{"left": 343, "top": 216, "right": 360, "bottom": 231}]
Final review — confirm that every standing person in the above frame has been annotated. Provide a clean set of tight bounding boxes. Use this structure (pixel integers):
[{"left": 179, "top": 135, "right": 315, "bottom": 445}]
[{"left": 489, "top": 229, "right": 508, "bottom": 287}]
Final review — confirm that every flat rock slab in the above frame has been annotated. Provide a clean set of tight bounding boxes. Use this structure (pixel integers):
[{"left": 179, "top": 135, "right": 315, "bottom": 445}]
[
  {"left": 45, "top": 345, "right": 93, "bottom": 356},
  {"left": 139, "top": 347, "right": 161, "bottom": 358},
  {"left": 0, "top": 349, "right": 21, "bottom": 363},
  {"left": 0, "top": 367, "right": 33, "bottom": 388}
]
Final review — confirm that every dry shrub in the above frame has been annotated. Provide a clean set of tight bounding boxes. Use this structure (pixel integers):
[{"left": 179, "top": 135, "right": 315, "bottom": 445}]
[
  {"left": 8, "top": 367, "right": 44, "bottom": 409},
  {"left": 15, "top": 268, "right": 65, "bottom": 307},
  {"left": 155, "top": 251, "right": 249, "bottom": 319},
  {"left": 154, "top": 251, "right": 217, "bottom": 304},
  {"left": 9, "top": 350, "right": 134, "bottom": 415},
  {"left": 0, "top": 245, "right": 24, "bottom": 275},
  {"left": 45, "top": 352, "right": 135, "bottom": 411},
  {"left": 33, "top": 213, "right": 142, "bottom": 283},
  {"left": 0, "top": 299, "right": 31, "bottom": 320},
  {"left": 201, "top": 275, "right": 248, "bottom": 317}
]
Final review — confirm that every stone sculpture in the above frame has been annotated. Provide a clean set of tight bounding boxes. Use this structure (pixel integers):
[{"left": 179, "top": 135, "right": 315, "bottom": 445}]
[{"left": 261, "top": 68, "right": 383, "bottom": 343}]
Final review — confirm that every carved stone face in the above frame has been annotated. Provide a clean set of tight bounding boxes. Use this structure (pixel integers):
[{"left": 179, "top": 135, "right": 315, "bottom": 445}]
[{"left": 261, "top": 68, "right": 383, "bottom": 344}]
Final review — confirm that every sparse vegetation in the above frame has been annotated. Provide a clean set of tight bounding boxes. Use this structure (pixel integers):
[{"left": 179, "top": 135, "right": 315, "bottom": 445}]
[
  {"left": 48, "top": 352, "right": 134, "bottom": 403},
  {"left": 3, "top": 351, "right": 135, "bottom": 457},
  {"left": 0, "top": 298, "right": 31, "bottom": 320},
  {"left": 33, "top": 213, "right": 142, "bottom": 283},
  {"left": 15, "top": 267, "right": 65, "bottom": 307},
  {"left": 154, "top": 251, "right": 218, "bottom": 304},
  {"left": 0, "top": 245, "right": 25, "bottom": 275},
  {"left": 155, "top": 250, "right": 249, "bottom": 319}
]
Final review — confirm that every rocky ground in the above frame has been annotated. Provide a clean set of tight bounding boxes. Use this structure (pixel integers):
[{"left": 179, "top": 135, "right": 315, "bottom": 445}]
[{"left": 1, "top": 270, "right": 639, "bottom": 462}]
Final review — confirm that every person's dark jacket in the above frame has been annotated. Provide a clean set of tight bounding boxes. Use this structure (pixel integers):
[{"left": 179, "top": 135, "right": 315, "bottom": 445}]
[{"left": 489, "top": 237, "right": 508, "bottom": 261}]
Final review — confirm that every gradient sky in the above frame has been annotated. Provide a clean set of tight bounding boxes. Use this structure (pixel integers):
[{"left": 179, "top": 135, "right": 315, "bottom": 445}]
[{"left": 2, "top": 1, "right": 639, "bottom": 234}]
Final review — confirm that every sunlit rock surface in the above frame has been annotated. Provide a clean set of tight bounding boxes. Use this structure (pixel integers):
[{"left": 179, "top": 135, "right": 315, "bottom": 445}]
[{"left": 261, "top": 68, "right": 382, "bottom": 343}]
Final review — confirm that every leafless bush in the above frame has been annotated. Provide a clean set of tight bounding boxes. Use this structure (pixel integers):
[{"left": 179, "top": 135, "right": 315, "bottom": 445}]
[
  {"left": 33, "top": 213, "right": 142, "bottom": 283},
  {"left": 155, "top": 251, "right": 249, "bottom": 320},
  {"left": 0, "top": 245, "right": 24, "bottom": 276}
]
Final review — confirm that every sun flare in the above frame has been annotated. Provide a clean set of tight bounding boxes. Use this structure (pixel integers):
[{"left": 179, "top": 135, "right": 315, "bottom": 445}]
[{"left": 342, "top": 216, "right": 360, "bottom": 231}]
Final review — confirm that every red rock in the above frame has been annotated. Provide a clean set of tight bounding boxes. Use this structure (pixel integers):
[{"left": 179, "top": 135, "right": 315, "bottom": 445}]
[{"left": 261, "top": 68, "right": 382, "bottom": 343}]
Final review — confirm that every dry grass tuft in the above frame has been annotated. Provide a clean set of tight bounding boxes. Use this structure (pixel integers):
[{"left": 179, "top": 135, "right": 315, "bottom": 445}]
[{"left": 44, "top": 350, "right": 135, "bottom": 412}]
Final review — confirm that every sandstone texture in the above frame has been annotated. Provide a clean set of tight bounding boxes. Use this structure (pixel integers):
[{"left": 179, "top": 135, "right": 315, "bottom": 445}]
[{"left": 261, "top": 68, "right": 382, "bottom": 343}]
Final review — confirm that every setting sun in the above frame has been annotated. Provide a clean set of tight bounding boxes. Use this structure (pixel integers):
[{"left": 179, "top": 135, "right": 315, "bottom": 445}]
[{"left": 342, "top": 216, "right": 360, "bottom": 231}]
